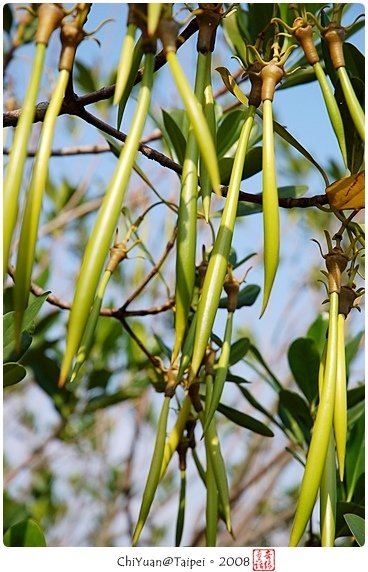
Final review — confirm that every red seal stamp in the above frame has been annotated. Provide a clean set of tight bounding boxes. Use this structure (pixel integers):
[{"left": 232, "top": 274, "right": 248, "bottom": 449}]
[{"left": 252, "top": 549, "right": 275, "bottom": 571}]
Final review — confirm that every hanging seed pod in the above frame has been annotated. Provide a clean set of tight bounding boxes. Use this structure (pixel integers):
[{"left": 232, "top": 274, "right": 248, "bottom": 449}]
[
  {"left": 3, "top": 3, "right": 65, "bottom": 278},
  {"left": 132, "top": 394, "right": 171, "bottom": 546},
  {"left": 59, "top": 49, "right": 155, "bottom": 387},
  {"left": 199, "top": 408, "right": 232, "bottom": 534},
  {"left": 204, "top": 361, "right": 219, "bottom": 546},
  {"left": 319, "top": 428, "right": 337, "bottom": 547},
  {"left": 175, "top": 466, "right": 187, "bottom": 547},
  {"left": 172, "top": 51, "right": 207, "bottom": 364},
  {"left": 195, "top": 4, "right": 222, "bottom": 221},
  {"left": 287, "top": 18, "right": 347, "bottom": 166},
  {"left": 289, "top": 289, "right": 339, "bottom": 546},
  {"left": 114, "top": 4, "right": 146, "bottom": 105},
  {"left": 13, "top": 7, "right": 90, "bottom": 349},
  {"left": 157, "top": 10, "right": 221, "bottom": 197},
  {"left": 323, "top": 25, "right": 365, "bottom": 141},
  {"left": 188, "top": 107, "right": 256, "bottom": 383},
  {"left": 258, "top": 60, "right": 285, "bottom": 317},
  {"left": 202, "top": 274, "right": 238, "bottom": 434},
  {"left": 160, "top": 395, "right": 192, "bottom": 478}
]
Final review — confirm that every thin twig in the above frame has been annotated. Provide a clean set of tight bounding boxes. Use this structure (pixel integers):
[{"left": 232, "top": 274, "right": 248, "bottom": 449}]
[{"left": 122, "top": 226, "right": 177, "bottom": 310}]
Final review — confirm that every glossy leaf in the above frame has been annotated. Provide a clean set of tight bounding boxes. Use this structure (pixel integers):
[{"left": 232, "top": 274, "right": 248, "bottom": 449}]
[
  {"left": 216, "top": 108, "right": 245, "bottom": 159},
  {"left": 345, "top": 330, "right": 364, "bottom": 377},
  {"left": 344, "top": 514, "right": 365, "bottom": 546},
  {"left": 219, "top": 147, "right": 262, "bottom": 185},
  {"left": 347, "top": 385, "right": 365, "bottom": 409},
  {"left": 278, "top": 389, "right": 313, "bottom": 444},
  {"left": 335, "top": 501, "right": 365, "bottom": 538},
  {"left": 162, "top": 109, "right": 187, "bottom": 165},
  {"left": 217, "top": 402, "right": 274, "bottom": 437},
  {"left": 307, "top": 314, "right": 329, "bottom": 355},
  {"left": 3, "top": 519, "right": 46, "bottom": 547},
  {"left": 221, "top": 10, "right": 248, "bottom": 66},
  {"left": 288, "top": 338, "right": 320, "bottom": 403},
  {"left": 3, "top": 362, "right": 27, "bottom": 388},
  {"left": 345, "top": 410, "right": 365, "bottom": 502},
  {"left": 218, "top": 284, "right": 260, "bottom": 309},
  {"left": 228, "top": 337, "right": 250, "bottom": 366}
]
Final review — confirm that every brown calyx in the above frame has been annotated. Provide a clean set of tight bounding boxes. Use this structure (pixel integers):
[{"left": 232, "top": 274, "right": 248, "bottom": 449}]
[
  {"left": 260, "top": 62, "right": 284, "bottom": 101},
  {"left": 325, "top": 247, "right": 348, "bottom": 294},
  {"left": 293, "top": 18, "right": 319, "bottom": 65},
  {"left": 323, "top": 26, "right": 346, "bottom": 69},
  {"left": 59, "top": 22, "right": 86, "bottom": 71},
  {"left": 223, "top": 274, "right": 239, "bottom": 313},
  {"left": 157, "top": 17, "right": 180, "bottom": 55},
  {"left": 196, "top": 4, "right": 223, "bottom": 54},
  {"left": 188, "top": 380, "right": 203, "bottom": 412},
  {"left": 247, "top": 61, "right": 263, "bottom": 108},
  {"left": 338, "top": 285, "right": 357, "bottom": 318},
  {"left": 35, "top": 3, "right": 65, "bottom": 45}
]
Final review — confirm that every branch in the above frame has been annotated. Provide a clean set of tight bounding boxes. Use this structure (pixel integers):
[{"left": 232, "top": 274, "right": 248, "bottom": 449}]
[
  {"left": 6, "top": 265, "right": 174, "bottom": 318},
  {"left": 3, "top": 18, "right": 199, "bottom": 127}
]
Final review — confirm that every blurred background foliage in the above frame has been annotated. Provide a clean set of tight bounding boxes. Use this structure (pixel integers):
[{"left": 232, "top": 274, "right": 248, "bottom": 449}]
[{"left": 3, "top": 3, "right": 364, "bottom": 546}]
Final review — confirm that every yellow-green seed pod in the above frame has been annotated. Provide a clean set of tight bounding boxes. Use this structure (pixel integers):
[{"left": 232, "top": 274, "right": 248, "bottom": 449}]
[
  {"left": 132, "top": 395, "right": 171, "bottom": 546},
  {"left": 334, "top": 313, "right": 347, "bottom": 481},
  {"left": 289, "top": 291, "right": 339, "bottom": 546},
  {"left": 320, "top": 429, "right": 337, "bottom": 547}
]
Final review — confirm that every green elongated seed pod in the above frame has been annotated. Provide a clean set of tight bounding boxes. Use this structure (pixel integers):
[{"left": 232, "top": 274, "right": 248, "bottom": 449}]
[
  {"left": 199, "top": 409, "right": 232, "bottom": 534},
  {"left": 313, "top": 62, "right": 348, "bottom": 167},
  {"left": 289, "top": 291, "right": 339, "bottom": 547},
  {"left": 320, "top": 428, "right": 337, "bottom": 547},
  {"left": 337, "top": 66, "right": 365, "bottom": 142},
  {"left": 260, "top": 99, "right": 279, "bottom": 317},
  {"left": 172, "top": 53, "right": 207, "bottom": 363},
  {"left": 113, "top": 23, "right": 137, "bottom": 105},
  {"left": 59, "top": 53, "right": 154, "bottom": 387},
  {"left": 334, "top": 313, "right": 347, "bottom": 481},
  {"left": 189, "top": 107, "right": 256, "bottom": 382},
  {"left": 147, "top": 3, "right": 162, "bottom": 37},
  {"left": 166, "top": 50, "right": 221, "bottom": 197},
  {"left": 175, "top": 313, "right": 197, "bottom": 380},
  {"left": 132, "top": 395, "right": 171, "bottom": 546},
  {"left": 205, "top": 374, "right": 219, "bottom": 547},
  {"left": 3, "top": 43, "right": 46, "bottom": 277},
  {"left": 117, "top": 36, "right": 143, "bottom": 130},
  {"left": 202, "top": 311, "right": 233, "bottom": 435},
  {"left": 175, "top": 469, "right": 186, "bottom": 546},
  {"left": 70, "top": 269, "right": 111, "bottom": 383},
  {"left": 13, "top": 68, "right": 70, "bottom": 347},
  {"left": 200, "top": 52, "right": 217, "bottom": 222},
  {"left": 160, "top": 394, "right": 192, "bottom": 478}
]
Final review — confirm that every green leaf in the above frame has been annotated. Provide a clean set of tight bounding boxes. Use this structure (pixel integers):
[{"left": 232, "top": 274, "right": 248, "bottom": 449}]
[
  {"left": 248, "top": 3, "right": 274, "bottom": 44},
  {"left": 347, "top": 385, "right": 364, "bottom": 409},
  {"left": 3, "top": 362, "right": 27, "bottom": 388},
  {"left": 288, "top": 337, "right": 320, "bottom": 403},
  {"left": 216, "top": 109, "right": 245, "bottom": 159},
  {"left": 3, "top": 519, "right": 46, "bottom": 547},
  {"left": 228, "top": 337, "right": 250, "bottom": 365},
  {"left": 74, "top": 60, "right": 98, "bottom": 95},
  {"left": 219, "top": 146, "right": 263, "bottom": 185},
  {"left": 226, "top": 372, "right": 250, "bottom": 384},
  {"left": 218, "top": 284, "right": 260, "bottom": 309},
  {"left": 345, "top": 410, "right": 365, "bottom": 501},
  {"left": 278, "top": 389, "right": 313, "bottom": 444},
  {"left": 248, "top": 344, "right": 282, "bottom": 392},
  {"left": 216, "top": 402, "right": 274, "bottom": 437},
  {"left": 235, "top": 185, "right": 308, "bottom": 217},
  {"left": 306, "top": 314, "right": 328, "bottom": 355},
  {"left": 3, "top": 4, "right": 13, "bottom": 34},
  {"left": 335, "top": 76, "right": 364, "bottom": 174},
  {"left": 237, "top": 384, "right": 278, "bottom": 425},
  {"left": 345, "top": 330, "right": 364, "bottom": 377},
  {"left": 344, "top": 514, "right": 365, "bottom": 546},
  {"left": 84, "top": 385, "right": 147, "bottom": 413},
  {"left": 344, "top": 43, "right": 365, "bottom": 83},
  {"left": 162, "top": 109, "right": 186, "bottom": 165},
  {"left": 335, "top": 501, "right": 365, "bottom": 538},
  {"left": 221, "top": 9, "right": 248, "bottom": 66},
  {"left": 3, "top": 292, "right": 49, "bottom": 361}
]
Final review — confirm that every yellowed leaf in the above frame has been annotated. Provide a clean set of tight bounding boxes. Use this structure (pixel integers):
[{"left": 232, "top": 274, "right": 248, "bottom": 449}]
[
  {"left": 326, "top": 171, "right": 365, "bottom": 210},
  {"left": 215, "top": 66, "right": 249, "bottom": 106}
]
